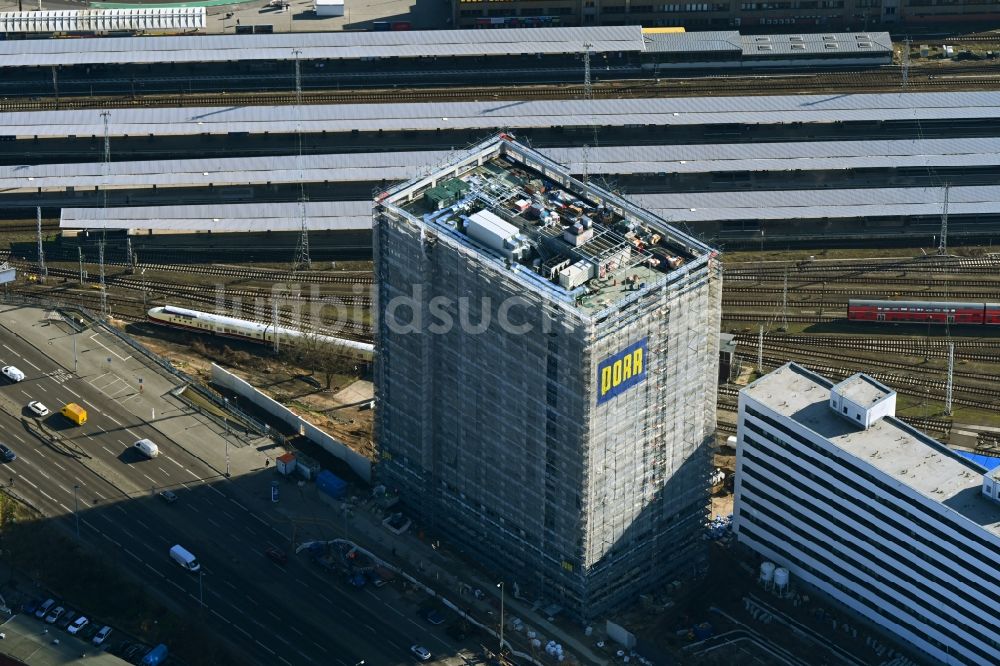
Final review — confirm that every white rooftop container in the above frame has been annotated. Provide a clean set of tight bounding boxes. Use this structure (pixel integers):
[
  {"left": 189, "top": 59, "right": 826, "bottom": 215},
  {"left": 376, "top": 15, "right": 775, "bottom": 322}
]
[
  {"left": 314, "top": 0, "right": 345, "bottom": 17},
  {"left": 465, "top": 210, "right": 518, "bottom": 253}
]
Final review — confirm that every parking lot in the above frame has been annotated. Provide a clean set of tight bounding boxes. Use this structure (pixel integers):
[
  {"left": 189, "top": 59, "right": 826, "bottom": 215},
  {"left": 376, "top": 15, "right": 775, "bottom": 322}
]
[{"left": 0, "top": 304, "right": 479, "bottom": 665}]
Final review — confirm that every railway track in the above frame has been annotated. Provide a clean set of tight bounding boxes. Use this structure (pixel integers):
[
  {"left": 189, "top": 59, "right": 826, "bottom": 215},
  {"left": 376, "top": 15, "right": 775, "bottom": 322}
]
[
  {"left": 27, "top": 259, "right": 374, "bottom": 286},
  {"left": 755, "top": 341, "right": 1000, "bottom": 384},
  {"left": 723, "top": 298, "right": 844, "bottom": 309},
  {"left": 723, "top": 313, "right": 832, "bottom": 324},
  {"left": 14, "top": 283, "right": 374, "bottom": 339},
  {"left": 725, "top": 286, "right": 1000, "bottom": 299},
  {"left": 22, "top": 264, "right": 374, "bottom": 307},
  {"left": 726, "top": 259, "right": 1000, "bottom": 281},
  {"left": 730, "top": 333, "right": 1000, "bottom": 362},
  {"left": 1, "top": 68, "right": 998, "bottom": 112}
]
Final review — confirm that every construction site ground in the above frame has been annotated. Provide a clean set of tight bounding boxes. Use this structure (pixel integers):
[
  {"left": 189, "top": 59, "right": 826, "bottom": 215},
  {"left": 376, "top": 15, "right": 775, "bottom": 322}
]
[{"left": 124, "top": 322, "right": 374, "bottom": 459}]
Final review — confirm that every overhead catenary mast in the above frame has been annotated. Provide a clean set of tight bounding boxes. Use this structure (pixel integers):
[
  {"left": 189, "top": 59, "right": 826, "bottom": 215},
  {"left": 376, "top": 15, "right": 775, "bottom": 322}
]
[
  {"left": 35, "top": 207, "right": 47, "bottom": 284},
  {"left": 292, "top": 49, "right": 311, "bottom": 271},
  {"left": 99, "top": 111, "right": 111, "bottom": 318}
]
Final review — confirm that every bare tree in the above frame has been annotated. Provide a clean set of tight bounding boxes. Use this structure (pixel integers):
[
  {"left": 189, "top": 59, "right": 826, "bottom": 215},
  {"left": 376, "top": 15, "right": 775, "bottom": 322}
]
[{"left": 281, "top": 330, "right": 359, "bottom": 390}]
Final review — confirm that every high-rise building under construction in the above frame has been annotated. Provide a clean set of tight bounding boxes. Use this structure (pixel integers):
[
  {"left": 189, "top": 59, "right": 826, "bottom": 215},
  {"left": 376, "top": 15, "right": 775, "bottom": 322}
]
[{"left": 373, "top": 136, "right": 722, "bottom": 618}]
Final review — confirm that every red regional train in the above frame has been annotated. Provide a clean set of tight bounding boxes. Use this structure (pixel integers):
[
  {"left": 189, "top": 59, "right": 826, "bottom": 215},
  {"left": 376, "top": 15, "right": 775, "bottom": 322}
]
[{"left": 848, "top": 299, "right": 1000, "bottom": 325}]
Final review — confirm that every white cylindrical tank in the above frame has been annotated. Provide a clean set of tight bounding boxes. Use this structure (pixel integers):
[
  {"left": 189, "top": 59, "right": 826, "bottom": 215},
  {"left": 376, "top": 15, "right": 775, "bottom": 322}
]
[
  {"left": 774, "top": 567, "right": 790, "bottom": 591},
  {"left": 759, "top": 561, "right": 776, "bottom": 584}
]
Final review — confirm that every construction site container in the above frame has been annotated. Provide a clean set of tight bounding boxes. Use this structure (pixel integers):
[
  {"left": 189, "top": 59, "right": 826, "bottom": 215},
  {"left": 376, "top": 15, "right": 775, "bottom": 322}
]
[{"left": 316, "top": 470, "right": 347, "bottom": 499}]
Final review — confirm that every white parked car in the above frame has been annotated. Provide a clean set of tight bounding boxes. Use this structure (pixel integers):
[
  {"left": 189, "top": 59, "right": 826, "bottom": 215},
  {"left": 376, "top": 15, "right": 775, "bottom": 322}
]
[
  {"left": 410, "top": 645, "right": 432, "bottom": 662},
  {"left": 1, "top": 366, "right": 24, "bottom": 382},
  {"left": 28, "top": 401, "right": 49, "bottom": 417},
  {"left": 67, "top": 616, "right": 89, "bottom": 635},
  {"left": 92, "top": 625, "right": 112, "bottom": 646}
]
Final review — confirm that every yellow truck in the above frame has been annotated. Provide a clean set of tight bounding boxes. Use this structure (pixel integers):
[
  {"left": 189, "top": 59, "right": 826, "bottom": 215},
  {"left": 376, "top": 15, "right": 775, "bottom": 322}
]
[{"left": 61, "top": 403, "right": 87, "bottom": 426}]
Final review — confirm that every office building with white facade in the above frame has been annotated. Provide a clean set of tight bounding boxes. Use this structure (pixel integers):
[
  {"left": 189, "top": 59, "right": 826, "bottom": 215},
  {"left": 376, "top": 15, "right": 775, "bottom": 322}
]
[
  {"left": 734, "top": 362, "right": 1000, "bottom": 666},
  {"left": 373, "top": 135, "right": 722, "bottom": 618}
]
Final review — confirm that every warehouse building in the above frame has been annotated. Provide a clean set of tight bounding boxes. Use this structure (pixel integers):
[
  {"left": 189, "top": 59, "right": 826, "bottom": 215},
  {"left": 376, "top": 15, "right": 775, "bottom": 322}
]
[
  {"left": 373, "top": 135, "right": 722, "bottom": 618},
  {"left": 734, "top": 363, "right": 1000, "bottom": 666}
]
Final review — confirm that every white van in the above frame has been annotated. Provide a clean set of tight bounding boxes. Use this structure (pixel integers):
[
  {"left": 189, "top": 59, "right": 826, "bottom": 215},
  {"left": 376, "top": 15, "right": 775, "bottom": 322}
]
[
  {"left": 133, "top": 439, "right": 159, "bottom": 458},
  {"left": 169, "top": 544, "right": 200, "bottom": 572},
  {"left": 1, "top": 366, "right": 24, "bottom": 382}
]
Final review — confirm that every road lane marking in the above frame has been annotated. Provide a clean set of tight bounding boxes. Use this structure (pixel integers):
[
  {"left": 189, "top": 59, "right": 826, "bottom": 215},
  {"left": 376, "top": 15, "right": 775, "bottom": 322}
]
[
  {"left": 23, "top": 358, "right": 41, "bottom": 371},
  {"left": 58, "top": 502, "right": 71, "bottom": 513},
  {"left": 106, "top": 414, "right": 123, "bottom": 426},
  {"left": 122, "top": 548, "right": 140, "bottom": 561},
  {"left": 208, "top": 485, "right": 225, "bottom": 498},
  {"left": 142, "top": 473, "right": 156, "bottom": 485},
  {"left": 187, "top": 504, "right": 200, "bottom": 513},
  {"left": 35, "top": 450, "right": 46, "bottom": 459},
  {"left": 144, "top": 563, "right": 164, "bottom": 578},
  {"left": 89, "top": 333, "right": 131, "bottom": 361},
  {"left": 168, "top": 579, "right": 185, "bottom": 592},
  {"left": 10, "top": 433, "right": 23, "bottom": 443},
  {"left": 65, "top": 387, "right": 82, "bottom": 399},
  {"left": 18, "top": 476, "right": 38, "bottom": 490},
  {"left": 254, "top": 641, "right": 276, "bottom": 656},
  {"left": 164, "top": 455, "right": 184, "bottom": 469},
  {"left": 19, "top": 389, "right": 31, "bottom": 399},
  {"left": 158, "top": 466, "right": 169, "bottom": 477},
  {"left": 245, "top": 595, "right": 259, "bottom": 606},
  {"left": 365, "top": 624, "right": 376, "bottom": 633},
  {"left": 207, "top": 517, "right": 221, "bottom": 528},
  {"left": 317, "top": 593, "right": 332, "bottom": 604},
  {"left": 224, "top": 580, "right": 237, "bottom": 590},
  {"left": 125, "top": 428, "right": 142, "bottom": 440},
  {"left": 50, "top": 460, "right": 66, "bottom": 472},
  {"left": 267, "top": 610, "right": 281, "bottom": 621},
  {"left": 134, "top": 519, "right": 150, "bottom": 531},
  {"left": 311, "top": 641, "right": 328, "bottom": 653},
  {"left": 232, "top": 624, "right": 252, "bottom": 639},
  {"left": 278, "top": 657, "right": 292, "bottom": 666},
  {"left": 101, "top": 446, "right": 115, "bottom": 456},
  {"left": 289, "top": 626, "right": 304, "bottom": 636}
]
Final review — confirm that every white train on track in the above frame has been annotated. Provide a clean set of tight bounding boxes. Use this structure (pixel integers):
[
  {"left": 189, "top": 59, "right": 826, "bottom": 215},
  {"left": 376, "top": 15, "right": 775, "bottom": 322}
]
[{"left": 146, "top": 306, "right": 373, "bottom": 360}]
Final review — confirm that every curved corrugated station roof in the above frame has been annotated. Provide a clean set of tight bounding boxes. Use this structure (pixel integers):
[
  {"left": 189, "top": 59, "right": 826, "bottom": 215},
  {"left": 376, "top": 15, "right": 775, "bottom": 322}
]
[
  {"left": 6, "top": 92, "right": 998, "bottom": 138},
  {"left": 9, "top": 138, "right": 1000, "bottom": 190},
  {"left": 0, "top": 25, "right": 645, "bottom": 67},
  {"left": 60, "top": 185, "right": 1000, "bottom": 231}
]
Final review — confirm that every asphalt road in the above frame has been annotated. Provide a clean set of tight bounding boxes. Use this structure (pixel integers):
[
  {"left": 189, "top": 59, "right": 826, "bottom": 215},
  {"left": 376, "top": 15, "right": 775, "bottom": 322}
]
[{"left": 0, "top": 318, "right": 467, "bottom": 665}]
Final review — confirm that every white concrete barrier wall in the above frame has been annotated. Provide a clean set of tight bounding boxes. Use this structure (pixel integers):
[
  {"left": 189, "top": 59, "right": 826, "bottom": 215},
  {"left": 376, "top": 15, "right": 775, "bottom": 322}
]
[{"left": 211, "top": 363, "right": 371, "bottom": 483}]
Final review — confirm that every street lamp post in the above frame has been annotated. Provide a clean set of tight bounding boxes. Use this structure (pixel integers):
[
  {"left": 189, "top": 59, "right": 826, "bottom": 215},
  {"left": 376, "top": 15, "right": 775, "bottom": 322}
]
[
  {"left": 73, "top": 484, "right": 80, "bottom": 538},
  {"left": 223, "top": 398, "right": 231, "bottom": 477},
  {"left": 497, "top": 581, "right": 504, "bottom": 658}
]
